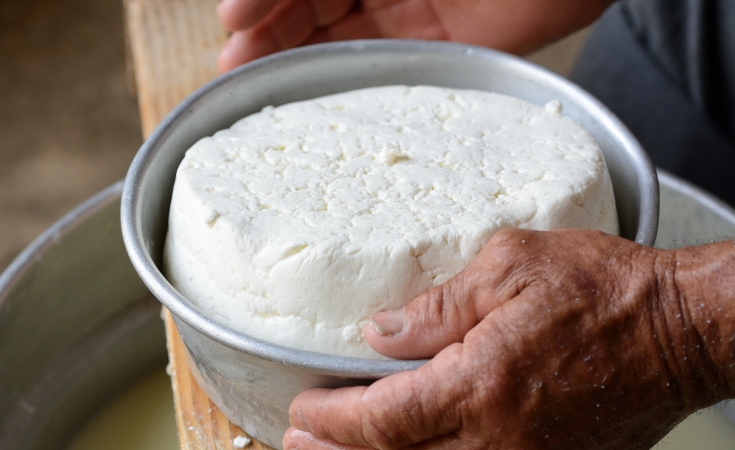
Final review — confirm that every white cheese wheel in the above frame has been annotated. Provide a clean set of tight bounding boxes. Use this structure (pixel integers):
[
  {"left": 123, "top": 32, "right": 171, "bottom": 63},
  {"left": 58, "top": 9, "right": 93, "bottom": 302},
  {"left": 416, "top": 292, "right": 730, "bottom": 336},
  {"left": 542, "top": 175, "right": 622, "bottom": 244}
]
[{"left": 164, "top": 85, "right": 618, "bottom": 358}]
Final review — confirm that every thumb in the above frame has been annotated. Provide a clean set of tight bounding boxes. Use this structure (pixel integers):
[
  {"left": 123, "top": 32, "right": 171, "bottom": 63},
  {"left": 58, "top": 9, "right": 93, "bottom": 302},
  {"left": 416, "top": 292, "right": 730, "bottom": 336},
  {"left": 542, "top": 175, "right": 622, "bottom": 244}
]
[
  {"left": 363, "top": 267, "right": 486, "bottom": 359},
  {"left": 364, "top": 229, "right": 531, "bottom": 359}
]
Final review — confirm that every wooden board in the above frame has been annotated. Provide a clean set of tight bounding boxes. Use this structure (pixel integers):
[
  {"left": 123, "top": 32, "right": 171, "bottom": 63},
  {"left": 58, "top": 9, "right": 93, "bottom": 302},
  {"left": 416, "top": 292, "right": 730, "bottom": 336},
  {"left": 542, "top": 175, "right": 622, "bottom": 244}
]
[
  {"left": 124, "top": 0, "right": 274, "bottom": 448},
  {"left": 124, "top": 0, "right": 226, "bottom": 137}
]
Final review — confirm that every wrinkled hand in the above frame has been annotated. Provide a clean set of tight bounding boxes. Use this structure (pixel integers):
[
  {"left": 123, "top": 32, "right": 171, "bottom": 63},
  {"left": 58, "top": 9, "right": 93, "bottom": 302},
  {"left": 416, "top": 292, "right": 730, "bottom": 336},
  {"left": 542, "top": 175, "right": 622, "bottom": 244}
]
[
  {"left": 217, "top": 0, "right": 614, "bottom": 72},
  {"left": 283, "top": 229, "right": 732, "bottom": 449}
]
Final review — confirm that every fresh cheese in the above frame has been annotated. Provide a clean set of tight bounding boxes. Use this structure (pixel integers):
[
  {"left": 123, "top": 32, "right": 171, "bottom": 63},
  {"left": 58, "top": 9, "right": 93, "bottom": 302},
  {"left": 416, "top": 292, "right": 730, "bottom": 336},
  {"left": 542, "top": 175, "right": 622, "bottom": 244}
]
[{"left": 163, "top": 85, "right": 618, "bottom": 358}]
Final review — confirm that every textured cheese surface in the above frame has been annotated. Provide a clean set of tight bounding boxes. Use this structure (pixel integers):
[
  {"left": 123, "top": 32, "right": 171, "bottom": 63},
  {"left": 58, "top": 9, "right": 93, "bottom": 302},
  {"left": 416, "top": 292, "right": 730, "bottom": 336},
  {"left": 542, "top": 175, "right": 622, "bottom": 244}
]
[{"left": 164, "top": 85, "right": 619, "bottom": 358}]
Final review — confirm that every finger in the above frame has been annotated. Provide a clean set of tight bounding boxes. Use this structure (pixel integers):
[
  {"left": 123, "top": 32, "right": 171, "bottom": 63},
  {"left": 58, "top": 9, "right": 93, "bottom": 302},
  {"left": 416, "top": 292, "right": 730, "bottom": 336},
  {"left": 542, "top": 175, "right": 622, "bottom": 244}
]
[
  {"left": 309, "top": 0, "right": 357, "bottom": 26},
  {"left": 217, "top": 1, "right": 376, "bottom": 72},
  {"left": 283, "top": 427, "right": 370, "bottom": 449},
  {"left": 361, "top": 0, "right": 448, "bottom": 40},
  {"left": 217, "top": 0, "right": 287, "bottom": 31},
  {"left": 365, "top": 229, "right": 532, "bottom": 359},
  {"left": 219, "top": 0, "right": 329, "bottom": 72},
  {"left": 216, "top": 1, "right": 384, "bottom": 72},
  {"left": 285, "top": 12, "right": 379, "bottom": 50},
  {"left": 218, "top": 29, "right": 276, "bottom": 73},
  {"left": 219, "top": 0, "right": 355, "bottom": 32},
  {"left": 218, "top": 0, "right": 316, "bottom": 71},
  {"left": 289, "top": 352, "right": 465, "bottom": 448},
  {"left": 365, "top": 280, "right": 480, "bottom": 360},
  {"left": 312, "top": 3, "right": 446, "bottom": 43},
  {"left": 283, "top": 428, "right": 465, "bottom": 450},
  {"left": 315, "top": 11, "right": 380, "bottom": 41}
]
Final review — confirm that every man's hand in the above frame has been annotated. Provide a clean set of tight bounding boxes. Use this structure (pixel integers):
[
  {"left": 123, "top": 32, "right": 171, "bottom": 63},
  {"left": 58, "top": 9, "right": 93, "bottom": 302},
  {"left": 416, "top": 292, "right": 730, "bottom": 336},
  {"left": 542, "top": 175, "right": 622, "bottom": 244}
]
[
  {"left": 217, "top": 0, "right": 615, "bottom": 72},
  {"left": 283, "top": 229, "right": 735, "bottom": 449}
]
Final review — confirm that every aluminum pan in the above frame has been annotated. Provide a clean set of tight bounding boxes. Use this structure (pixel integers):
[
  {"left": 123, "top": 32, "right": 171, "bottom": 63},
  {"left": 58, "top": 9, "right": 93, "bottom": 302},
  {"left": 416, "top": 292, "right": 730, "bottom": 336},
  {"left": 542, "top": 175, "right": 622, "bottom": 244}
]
[
  {"left": 121, "top": 39, "right": 659, "bottom": 378},
  {"left": 0, "top": 183, "right": 166, "bottom": 450}
]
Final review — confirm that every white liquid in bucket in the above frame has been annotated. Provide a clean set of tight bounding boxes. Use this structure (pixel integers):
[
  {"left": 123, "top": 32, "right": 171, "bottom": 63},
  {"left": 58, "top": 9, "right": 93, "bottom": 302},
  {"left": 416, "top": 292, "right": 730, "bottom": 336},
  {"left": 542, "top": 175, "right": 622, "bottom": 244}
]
[
  {"left": 66, "top": 366, "right": 735, "bottom": 449},
  {"left": 66, "top": 367, "right": 178, "bottom": 450}
]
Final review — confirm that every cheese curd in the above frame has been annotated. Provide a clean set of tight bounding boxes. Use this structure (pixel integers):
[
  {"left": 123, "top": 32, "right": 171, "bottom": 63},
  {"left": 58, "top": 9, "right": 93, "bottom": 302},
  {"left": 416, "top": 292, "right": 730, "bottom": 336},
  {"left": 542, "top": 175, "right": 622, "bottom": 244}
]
[{"left": 164, "top": 85, "right": 618, "bottom": 358}]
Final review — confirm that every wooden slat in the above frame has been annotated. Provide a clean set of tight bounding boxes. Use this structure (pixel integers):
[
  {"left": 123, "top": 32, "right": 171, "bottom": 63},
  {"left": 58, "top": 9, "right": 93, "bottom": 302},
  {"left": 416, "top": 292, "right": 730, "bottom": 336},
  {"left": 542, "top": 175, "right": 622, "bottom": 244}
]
[
  {"left": 124, "top": 0, "right": 273, "bottom": 448},
  {"left": 124, "top": 0, "right": 226, "bottom": 136}
]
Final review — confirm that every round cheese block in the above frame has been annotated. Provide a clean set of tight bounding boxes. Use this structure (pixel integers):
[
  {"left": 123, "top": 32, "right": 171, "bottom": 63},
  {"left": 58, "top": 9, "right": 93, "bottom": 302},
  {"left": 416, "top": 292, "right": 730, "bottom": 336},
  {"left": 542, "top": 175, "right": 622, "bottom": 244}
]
[{"left": 163, "top": 85, "right": 618, "bottom": 358}]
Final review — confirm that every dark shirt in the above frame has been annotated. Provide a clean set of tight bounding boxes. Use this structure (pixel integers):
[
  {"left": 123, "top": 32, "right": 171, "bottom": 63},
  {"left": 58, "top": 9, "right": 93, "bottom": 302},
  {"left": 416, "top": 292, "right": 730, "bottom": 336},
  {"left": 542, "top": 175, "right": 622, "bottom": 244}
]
[
  {"left": 624, "top": 0, "right": 735, "bottom": 143},
  {"left": 571, "top": 0, "right": 735, "bottom": 205}
]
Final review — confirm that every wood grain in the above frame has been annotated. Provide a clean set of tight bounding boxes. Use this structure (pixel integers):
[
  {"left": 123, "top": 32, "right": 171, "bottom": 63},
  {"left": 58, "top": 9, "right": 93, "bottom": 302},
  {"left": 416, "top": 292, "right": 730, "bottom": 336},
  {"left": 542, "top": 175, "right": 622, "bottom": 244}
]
[
  {"left": 124, "top": 0, "right": 273, "bottom": 448},
  {"left": 124, "top": 0, "right": 227, "bottom": 137}
]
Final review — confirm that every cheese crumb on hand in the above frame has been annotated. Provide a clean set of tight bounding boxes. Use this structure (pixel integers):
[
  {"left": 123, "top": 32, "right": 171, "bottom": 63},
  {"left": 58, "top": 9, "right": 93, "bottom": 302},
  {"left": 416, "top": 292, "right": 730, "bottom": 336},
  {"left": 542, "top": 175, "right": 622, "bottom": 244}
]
[{"left": 164, "top": 85, "right": 618, "bottom": 358}]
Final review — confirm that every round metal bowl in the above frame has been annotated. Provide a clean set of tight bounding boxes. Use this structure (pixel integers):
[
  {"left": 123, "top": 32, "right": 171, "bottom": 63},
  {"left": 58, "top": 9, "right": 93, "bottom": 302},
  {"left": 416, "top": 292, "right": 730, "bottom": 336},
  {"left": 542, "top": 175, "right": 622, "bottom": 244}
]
[
  {"left": 0, "top": 183, "right": 166, "bottom": 450},
  {"left": 121, "top": 39, "right": 659, "bottom": 447}
]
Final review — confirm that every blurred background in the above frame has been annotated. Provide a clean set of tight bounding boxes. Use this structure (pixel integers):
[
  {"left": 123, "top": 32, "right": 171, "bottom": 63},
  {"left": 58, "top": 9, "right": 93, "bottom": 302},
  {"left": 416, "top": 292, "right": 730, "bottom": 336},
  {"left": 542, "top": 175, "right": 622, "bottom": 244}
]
[
  {"left": 0, "top": 0, "right": 587, "bottom": 273},
  {"left": 0, "top": 0, "right": 141, "bottom": 271}
]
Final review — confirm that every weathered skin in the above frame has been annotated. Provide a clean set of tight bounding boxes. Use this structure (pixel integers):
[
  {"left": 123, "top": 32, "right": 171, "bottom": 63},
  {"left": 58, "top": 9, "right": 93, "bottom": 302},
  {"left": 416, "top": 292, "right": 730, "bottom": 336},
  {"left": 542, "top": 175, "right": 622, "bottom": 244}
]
[
  {"left": 284, "top": 229, "right": 735, "bottom": 449},
  {"left": 216, "top": 0, "right": 614, "bottom": 72}
]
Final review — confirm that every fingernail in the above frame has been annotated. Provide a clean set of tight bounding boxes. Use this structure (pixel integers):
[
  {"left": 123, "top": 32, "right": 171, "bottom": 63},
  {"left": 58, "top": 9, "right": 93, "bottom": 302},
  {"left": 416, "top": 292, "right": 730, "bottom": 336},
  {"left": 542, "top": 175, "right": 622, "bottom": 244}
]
[
  {"left": 289, "top": 413, "right": 313, "bottom": 433},
  {"left": 371, "top": 308, "right": 405, "bottom": 335}
]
